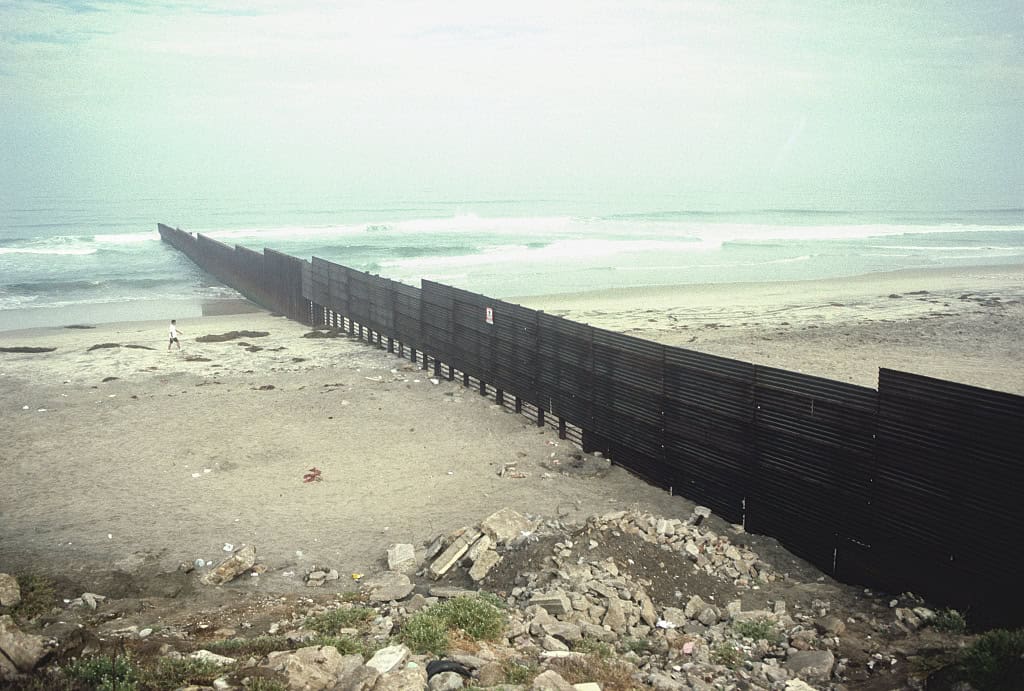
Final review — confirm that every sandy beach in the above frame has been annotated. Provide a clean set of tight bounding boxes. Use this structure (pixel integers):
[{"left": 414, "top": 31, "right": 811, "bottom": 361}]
[{"left": 1, "top": 263, "right": 1022, "bottom": 590}]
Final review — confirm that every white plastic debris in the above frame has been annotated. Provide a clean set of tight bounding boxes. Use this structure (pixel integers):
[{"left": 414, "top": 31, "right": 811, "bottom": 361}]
[
  {"left": 656, "top": 619, "right": 677, "bottom": 629},
  {"left": 223, "top": 543, "right": 234, "bottom": 552}
]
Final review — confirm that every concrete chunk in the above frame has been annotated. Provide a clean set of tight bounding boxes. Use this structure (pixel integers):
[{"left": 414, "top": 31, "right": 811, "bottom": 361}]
[{"left": 386, "top": 543, "right": 417, "bottom": 572}]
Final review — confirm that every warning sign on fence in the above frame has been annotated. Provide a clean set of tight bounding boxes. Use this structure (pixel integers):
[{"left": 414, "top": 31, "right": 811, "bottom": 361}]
[{"left": 485, "top": 307, "right": 494, "bottom": 325}]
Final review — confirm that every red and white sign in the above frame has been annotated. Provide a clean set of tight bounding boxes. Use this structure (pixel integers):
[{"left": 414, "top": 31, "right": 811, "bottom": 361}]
[{"left": 485, "top": 307, "right": 494, "bottom": 325}]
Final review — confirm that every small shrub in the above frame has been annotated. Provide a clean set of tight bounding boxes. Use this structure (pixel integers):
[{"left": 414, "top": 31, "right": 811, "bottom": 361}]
[
  {"left": 400, "top": 596, "right": 505, "bottom": 655},
  {"left": 734, "top": 617, "right": 778, "bottom": 641},
  {"left": 711, "top": 643, "right": 745, "bottom": 669},
  {"left": 304, "top": 606, "right": 375, "bottom": 635},
  {"left": 931, "top": 609, "right": 968, "bottom": 634},
  {"left": 310, "top": 634, "right": 371, "bottom": 657},
  {"left": 550, "top": 654, "right": 637, "bottom": 691},
  {"left": 959, "top": 628, "right": 1024, "bottom": 690},
  {"left": 202, "top": 635, "right": 292, "bottom": 658},
  {"left": 247, "top": 680, "right": 287, "bottom": 691},
  {"left": 64, "top": 655, "right": 139, "bottom": 690},
  {"left": 400, "top": 613, "right": 450, "bottom": 655},
  {"left": 9, "top": 574, "right": 57, "bottom": 622},
  {"left": 433, "top": 596, "right": 506, "bottom": 640},
  {"left": 574, "top": 638, "right": 613, "bottom": 657},
  {"left": 502, "top": 660, "right": 538, "bottom": 685},
  {"left": 621, "top": 637, "right": 652, "bottom": 655},
  {"left": 138, "top": 656, "right": 227, "bottom": 689}
]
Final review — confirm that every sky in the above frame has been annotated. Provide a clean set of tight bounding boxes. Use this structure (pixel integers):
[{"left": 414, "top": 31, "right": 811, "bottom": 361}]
[{"left": 1, "top": 0, "right": 1022, "bottom": 211}]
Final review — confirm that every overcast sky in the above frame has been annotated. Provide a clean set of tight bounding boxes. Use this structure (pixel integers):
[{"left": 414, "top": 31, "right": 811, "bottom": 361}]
[{"left": 2, "top": 0, "right": 1022, "bottom": 211}]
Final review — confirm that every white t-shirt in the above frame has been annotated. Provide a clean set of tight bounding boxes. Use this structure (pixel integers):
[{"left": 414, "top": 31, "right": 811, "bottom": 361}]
[{"left": 169, "top": 323, "right": 178, "bottom": 339}]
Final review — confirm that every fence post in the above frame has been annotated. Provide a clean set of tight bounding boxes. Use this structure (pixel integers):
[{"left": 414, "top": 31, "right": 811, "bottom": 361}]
[
  {"left": 558, "top": 417, "right": 566, "bottom": 439},
  {"left": 496, "top": 389, "right": 504, "bottom": 406},
  {"left": 537, "top": 407, "right": 545, "bottom": 427}
]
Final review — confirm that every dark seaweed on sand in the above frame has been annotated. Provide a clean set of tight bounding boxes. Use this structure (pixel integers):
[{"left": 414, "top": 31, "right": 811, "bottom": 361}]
[
  {"left": 0, "top": 346, "right": 57, "bottom": 353},
  {"left": 87, "top": 343, "right": 121, "bottom": 352},
  {"left": 195, "top": 330, "right": 270, "bottom": 342}
]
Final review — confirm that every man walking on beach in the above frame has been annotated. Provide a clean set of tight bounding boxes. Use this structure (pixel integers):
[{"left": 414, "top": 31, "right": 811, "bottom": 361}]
[{"left": 168, "top": 319, "right": 183, "bottom": 350}]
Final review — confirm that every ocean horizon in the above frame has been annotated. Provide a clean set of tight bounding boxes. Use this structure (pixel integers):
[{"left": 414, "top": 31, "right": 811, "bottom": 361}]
[{"left": 2, "top": 194, "right": 1023, "bottom": 332}]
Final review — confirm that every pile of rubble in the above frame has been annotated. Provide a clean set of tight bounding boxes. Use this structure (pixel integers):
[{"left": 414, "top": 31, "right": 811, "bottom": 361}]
[{"left": 0, "top": 507, "right": 972, "bottom": 690}]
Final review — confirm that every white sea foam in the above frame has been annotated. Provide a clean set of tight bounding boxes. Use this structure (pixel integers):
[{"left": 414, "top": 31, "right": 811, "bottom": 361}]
[{"left": 0, "top": 247, "right": 97, "bottom": 256}]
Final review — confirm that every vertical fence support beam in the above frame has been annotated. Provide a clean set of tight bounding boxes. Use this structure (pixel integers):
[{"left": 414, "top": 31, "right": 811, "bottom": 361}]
[
  {"left": 515, "top": 396, "right": 522, "bottom": 413},
  {"left": 434, "top": 360, "right": 442, "bottom": 378},
  {"left": 558, "top": 417, "right": 567, "bottom": 439},
  {"left": 496, "top": 389, "right": 504, "bottom": 406},
  {"left": 447, "top": 365, "right": 454, "bottom": 381},
  {"left": 479, "top": 380, "right": 487, "bottom": 396},
  {"left": 410, "top": 347, "right": 417, "bottom": 364},
  {"left": 537, "top": 407, "right": 545, "bottom": 427},
  {"left": 348, "top": 319, "right": 354, "bottom": 336},
  {"left": 398, "top": 342, "right": 405, "bottom": 357},
  {"left": 463, "top": 372, "right": 470, "bottom": 387},
  {"left": 387, "top": 337, "right": 394, "bottom": 353},
  {"left": 422, "top": 354, "right": 430, "bottom": 371}
]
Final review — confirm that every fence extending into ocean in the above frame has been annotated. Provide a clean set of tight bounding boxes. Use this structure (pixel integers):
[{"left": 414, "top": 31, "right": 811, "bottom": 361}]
[{"left": 158, "top": 223, "right": 1023, "bottom": 626}]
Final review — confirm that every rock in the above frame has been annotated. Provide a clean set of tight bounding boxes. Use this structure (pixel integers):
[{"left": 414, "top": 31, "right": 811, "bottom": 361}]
[
  {"left": 429, "top": 670, "right": 465, "bottom": 691},
  {"left": 429, "top": 586, "right": 479, "bottom": 599},
  {"left": 603, "top": 597, "right": 628, "bottom": 633},
  {"left": 784, "top": 680, "right": 817, "bottom": 691},
  {"left": 684, "top": 595, "right": 707, "bottom": 619},
  {"left": 465, "top": 534, "right": 493, "bottom": 563},
  {"left": 201, "top": 544, "right": 256, "bottom": 585},
  {"left": 363, "top": 572, "right": 415, "bottom": 603},
  {"left": 785, "top": 649, "right": 835, "bottom": 682},
  {"left": 531, "top": 669, "right": 576, "bottom": 690},
  {"left": 542, "top": 621, "right": 582, "bottom": 643},
  {"left": 530, "top": 591, "right": 572, "bottom": 616},
  {"left": 637, "top": 593, "right": 657, "bottom": 626},
  {"left": 697, "top": 606, "right": 720, "bottom": 627},
  {"left": 468, "top": 550, "right": 501, "bottom": 582},
  {"left": 477, "top": 661, "right": 505, "bottom": 686},
  {"left": 480, "top": 507, "right": 535, "bottom": 544},
  {"left": 660, "top": 607, "right": 687, "bottom": 628},
  {"left": 648, "top": 672, "right": 689, "bottom": 690},
  {"left": 265, "top": 646, "right": 360, "bottom": 690},
  {"left": 692, "top": 506, "right": 712, "bottom": 522},
  {"left": 429, "top": 536, "right": 472, "bottom": 580},
  {"left": 387, "top": 543, "right": 417, "bottom": 572},
  {"left": 189, "top": 650, "right": 237, "bottom": 665},
  {"left": 573, "top": 684, "right": 602, "bottom": 691},
  {"left": 0, "top": 615, "right": 48, "bottom": 676},
  {"left": 816, "top": 615, "right": 846, "bottom": 636},
  {"left": 0, "top": 575, "right": 20, "bottom": 607},
  {"left": 543, "top": 634, "right": 569, "bottom": 651},
  {"left": 374, "top": 663, "right": 428, "bottom": 690},
  {"left": 337, "top": 664, "right": 380, "bottom": 690},
  {"left": 366, "top": 644, "right": 411, "bottom": 675}
]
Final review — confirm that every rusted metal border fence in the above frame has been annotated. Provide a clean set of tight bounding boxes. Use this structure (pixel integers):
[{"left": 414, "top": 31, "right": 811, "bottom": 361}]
[{"left": 159, "top": 222, "right": 1023, "bottom": 626}]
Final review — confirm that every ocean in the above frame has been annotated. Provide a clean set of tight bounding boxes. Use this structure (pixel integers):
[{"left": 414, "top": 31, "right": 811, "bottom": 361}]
[{"left": 2, "top": 195, "right": 1023, "bottom": 331}]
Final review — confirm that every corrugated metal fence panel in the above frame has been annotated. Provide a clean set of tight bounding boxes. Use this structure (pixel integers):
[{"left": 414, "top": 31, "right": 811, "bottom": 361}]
[
  {"left": 489, "top": 299, "right": 540, "bottom": 404},
  {"left": 870, "top": 369, "right": 1024, "bottom": 612},
  {"left": 392, "top": 282, "right": 422, "bottom": 348},
  {"left": 420, "top": 281, "right": 456, "bottom": 363},
  {"left": 748, "top": 366, "right": 878, "bottom": 571},
  {"left": 661, "top": 347, "right": 754, "bottom": 524},
  {"left": 308, "top": 257, "right": 333, "bottom": 308},
  {"left": 537, "top": 314, "right": 593, "bottom": 428}
]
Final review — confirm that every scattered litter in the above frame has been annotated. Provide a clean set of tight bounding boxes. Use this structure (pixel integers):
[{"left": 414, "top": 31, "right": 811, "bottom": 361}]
[
  {"left": 37, "top": 408, "right": 47, "bottom": 412},
  {"left": 303, "top": 467, "right": 322, "bottom": 483},
  {"left": 191, "top": 472, "right": 201, "bottom": 478},
  {"left": 682, "top": 641, "right": 695, "bottom": 654},
  {"left": 203, "top": 468, "right": 212, "bottom": 474},
  {"left": 341, "top": 400, "right": 350, "bottom": 406},
  {"left": 351, "top": 573, "right": 363, "bottom": 580},
  {"left": 413, "top": 379, "right": 421, "bottom": 383},
  {"left": 430, "top": 378, "right": 439, "bottom": 385},
  {"left": 223, "top": 543, "right": 234, "bottom": 552},
  {"left": 364, "top": 376, "right": 383, "bottom": 382},
  {"left": 107, "top": 533, "right": 112, "bottom": 539},
  {"left": 195, "top": 559, "right": 206, "bottom": 569},
  {"left": 282, "top": 570, "right": 295, "bottom": 577},
  {"left": 107, "top": 394, "right": 116, "bottom": 398},
  {"left": 656, "top": 619, "right": 677, "bottom": 629},
  {"left": 21, "top": 405, "right": 28, "bottom": 410},
  {"left": 446, "top": 470, "right": 454, "bottom": 475}
]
